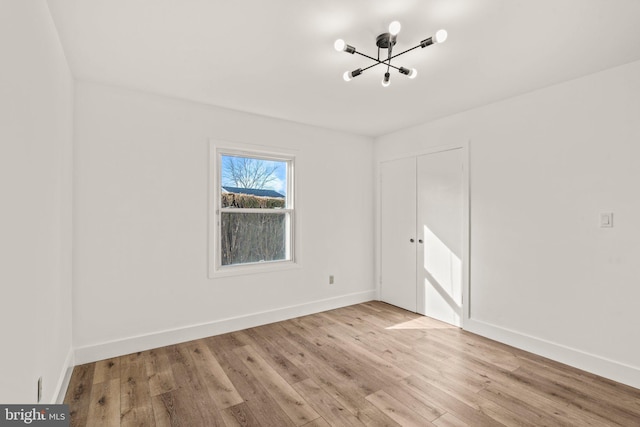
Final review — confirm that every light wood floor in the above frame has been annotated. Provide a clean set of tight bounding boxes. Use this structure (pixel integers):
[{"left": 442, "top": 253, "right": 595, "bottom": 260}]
[{"left": 64, "top": 301, "right": 640, "bottom": 426}]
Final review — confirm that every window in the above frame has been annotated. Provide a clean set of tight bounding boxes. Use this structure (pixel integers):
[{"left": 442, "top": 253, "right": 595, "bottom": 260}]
[{"left": 210, "top": 146, "right": 295, "bottom": 274}]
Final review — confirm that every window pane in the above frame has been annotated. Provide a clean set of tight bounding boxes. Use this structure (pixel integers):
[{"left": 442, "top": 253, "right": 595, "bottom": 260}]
[
  {"left": 221, "top": 155, "right": 287, "bottom": 209},
  {"left": 220, "top": 212, "right": 288, "bottom": 266}
]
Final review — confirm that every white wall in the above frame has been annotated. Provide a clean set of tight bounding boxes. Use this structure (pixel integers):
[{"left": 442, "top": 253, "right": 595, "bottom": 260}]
[
  {"left": 73, "top": 81, "right": 375, "bottom": 362},
  {"left": 375, "top": 60, "right": 640, "bottom": 388},
  {"left": 0, "top": 1, "right": 74, "bottom": 403}
]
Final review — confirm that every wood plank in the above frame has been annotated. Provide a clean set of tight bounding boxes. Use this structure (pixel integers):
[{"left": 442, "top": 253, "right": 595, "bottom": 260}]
[
  {"left": 301, "top": 418, "right": 332, "bottom": 427},
  {"left": 271, "top": 324, "right": 386, "bottom": 416},
  {"left": 402, "top": 375, "right": 505, "bottom": 427},
  {"left": 501, "top": 366, "right": 638, "bottom": 426},
  {"left": 434, "top": 350, "right": 576, "bottom": 426},
  {"left": 517, "top": 353, "right": 640, "bottom": 410},
  {"left": 515, "top": 362, "right": 640, "bottom": 423},
  {"left": 92, "top": 357, "right": 120, "bottom": 384},
  {"left": 277, "top": 323, "right": 387, "bottom": 394},
  {"left": 121, "top": 352, "right": 155, "bottom": 427},
  {"left": 292, "top": 378, "right": 366, "bottom": 427},
  {"left": 186, "top": 340, "right": 244, "bottom": 409},
  {"left": 418, "top": 329, "right": 520, "bottom": 372},
  {"left": 351, "top": 400, "right": 402, "bottom": 427},
  {"left": 409, "top": 365, "right": 542, "bottom": 427},
  {"left": 365, "top": 390, "right": 436, "bottom": 427},
  {"left": 319, "top": 329, "right": 411, "bottom": 382},
  {"left": 322, "top": 309, "right": 451, "bottom": 363},
  {"left": 151, "top": 388, "right": 226, "bottom": 427},
  {"left": 478, "top": 385, "right": 576, "bottom": 427},
  {"left": 64, "top": 363, "right": 95, "bottom": 427},
  {"left": 480, "top": 376, "right": 606, "bottom": 427},
  {"left": 220, "top": 402, "right": 261, "bottom": 427},
  {"left": 205, "top": 330, "right": 250, "bottom": 353},
  {"left": 234, "top": 345, "right": 320, "bottom": 426},
  {"left": 207, "top": 344, "right": 297, "bottom": 427},
  {"left": 415, "top": 361, "right": 495, "bottom": 409},
  {"left": 440, "top": 338, "right": 631, "bottom": 426},
  {"left": 239, "top": 327, "right": 308, "bottom": 384},
  {"left": 321, "top": 315, "right": 444, "bottom": 379},
  {"left": 145, "top": 347, "right": 177, "bottom": 397},
  {"left": 381, "top": 383, "right": 444, "bottom": 422},
  {"left": 327, "top": 305, "right": 401, "bottom": 336},
  {"left": 151, "top": 392, "right": 178, "bottom": 427},
  {"left": 165, "top": 344, "right": 226, "bottom": 426},
  {"left": 86, "top": 379, "right": 121, "bottom": 427},
  {"left": 433, "top": 413, "right": 469, "bottom": 427}
]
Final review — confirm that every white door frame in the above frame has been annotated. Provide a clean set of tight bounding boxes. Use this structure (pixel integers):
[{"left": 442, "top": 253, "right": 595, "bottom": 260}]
[{"left": 377, "top": 141, "right": 470, "bottom": 327}]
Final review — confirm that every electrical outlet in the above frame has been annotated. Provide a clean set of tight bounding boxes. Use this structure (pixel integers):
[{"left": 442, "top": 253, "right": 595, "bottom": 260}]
[
  {"left": 329, "top": 275, "right": 334, "bottom": 285},
  {"left": 600, "top": 212, "right": 613, "bottom": 228},
  {"left": 37, "top": 377, "right": 42, "bottom": 403}
]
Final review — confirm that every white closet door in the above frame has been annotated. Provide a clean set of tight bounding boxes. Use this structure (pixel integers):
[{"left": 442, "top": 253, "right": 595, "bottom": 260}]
[
  {"left": 417, "top": 148, "right": 463, "bottom": 326},
  {"left": 380, "top": 157, "right": 417, "bottom": 312}
]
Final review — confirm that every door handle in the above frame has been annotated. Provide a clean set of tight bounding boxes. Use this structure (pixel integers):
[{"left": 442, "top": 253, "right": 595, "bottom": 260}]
[
  {"left": 418, "top": 239, "right": 423, "bottom": 243},
  {"left": 410, "top": 238, "right": 415, "bottom": 243}
]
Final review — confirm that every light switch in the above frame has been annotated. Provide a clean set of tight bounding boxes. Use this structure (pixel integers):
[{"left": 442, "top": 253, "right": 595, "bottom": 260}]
[{"left": 600, "top": 212, "right": 613, "bottom": 228}]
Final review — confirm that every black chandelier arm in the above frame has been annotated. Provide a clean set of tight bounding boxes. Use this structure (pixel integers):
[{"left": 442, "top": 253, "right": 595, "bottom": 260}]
[
  {"left": 360, "top": 61, "right": 392, "bottom": 73},
  {"left": 355, "top": 51, "right": 403, "bottom": 72},
  {"left": 354, "top": 42, "right": 425, "bottom": 72},
  {"left": 361, "top": 60, "right": 402, "bottom": 73},
  {"left": 386, "top": 40, "right": 392, "bottom": 74},
  {"left": 388, "top": 44, "right": 422, "bottom": 62}
]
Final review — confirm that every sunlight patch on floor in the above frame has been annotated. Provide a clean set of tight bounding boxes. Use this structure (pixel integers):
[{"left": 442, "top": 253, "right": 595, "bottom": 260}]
[{"left": 385, "top": 316, "right": 457, "bottom": 330}]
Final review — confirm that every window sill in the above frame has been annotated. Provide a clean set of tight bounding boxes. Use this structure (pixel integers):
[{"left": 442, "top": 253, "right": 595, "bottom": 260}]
[{"left": 209, "top": 260, "right": 301, "bottom": 279}]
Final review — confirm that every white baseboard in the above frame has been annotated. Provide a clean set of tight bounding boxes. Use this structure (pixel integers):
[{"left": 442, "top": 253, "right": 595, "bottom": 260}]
[
  {"left": 53, "top": 348, "right": 74, "bottom": 404},
  {"left": 74, "top": 290, "right": 376, "bottom": 365},
  {"left": 465, "top": 318, "right": 640, "bottom": 390}
]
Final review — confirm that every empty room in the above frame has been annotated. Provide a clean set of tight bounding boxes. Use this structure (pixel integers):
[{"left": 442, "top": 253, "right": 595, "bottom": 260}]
[{"left": 2, "top": 0, "right": 640, "bottom": 426}]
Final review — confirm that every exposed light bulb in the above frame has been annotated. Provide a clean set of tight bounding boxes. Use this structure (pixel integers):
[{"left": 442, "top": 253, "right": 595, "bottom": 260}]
[
  {"left": 334, "top": 39, "right": 346, "bottom": 52},
  {"left": 435, "top": 29, "right": 448, "bottom": 43},
  {"left": 399, "top": 67, "right": 418, "bottom": 79},
  {"left": 388, "top": 21, "right": 401, "bottom": 36},
  {"left": 382, "top": 72, "right": 391, "bottom": 87},
  {"left": 343, "top": 68, "right": 363, "bottom": 82}
]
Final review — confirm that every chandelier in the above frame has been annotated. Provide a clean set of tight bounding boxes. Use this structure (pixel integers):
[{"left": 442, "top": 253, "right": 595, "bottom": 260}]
[{"left": 334, "top": 21, "right": 447, "bottom": 87}]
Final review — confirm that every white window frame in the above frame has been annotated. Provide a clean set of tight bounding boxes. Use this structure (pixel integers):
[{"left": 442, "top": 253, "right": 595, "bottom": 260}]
[{"left": 209, "top": 141, "right": 298, "bottom": 278}]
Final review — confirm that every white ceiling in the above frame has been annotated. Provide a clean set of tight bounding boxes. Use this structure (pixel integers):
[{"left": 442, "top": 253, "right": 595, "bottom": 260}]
[{"left": 47, "top": 0, "right": 640, "bottom": 137}]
